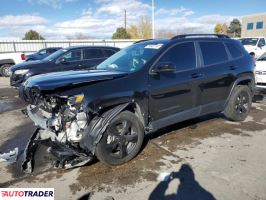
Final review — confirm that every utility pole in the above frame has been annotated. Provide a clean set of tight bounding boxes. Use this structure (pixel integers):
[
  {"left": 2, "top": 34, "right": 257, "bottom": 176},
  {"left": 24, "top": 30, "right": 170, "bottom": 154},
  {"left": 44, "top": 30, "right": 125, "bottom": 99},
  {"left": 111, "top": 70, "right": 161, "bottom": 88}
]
[
  {"left": 124, "top": 9, "right": 127, "bottom": 31},
  {"left": 152, "top": 0, "right": 155, "bottom": 39}
]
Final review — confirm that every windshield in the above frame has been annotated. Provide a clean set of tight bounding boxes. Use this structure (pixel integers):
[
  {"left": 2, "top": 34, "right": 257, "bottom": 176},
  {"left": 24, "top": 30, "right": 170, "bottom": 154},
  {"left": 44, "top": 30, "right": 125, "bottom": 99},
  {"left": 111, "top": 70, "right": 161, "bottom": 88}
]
[
  {"left": 97, "top": 42, "right": 164, "bottom": 72},
  {"left": 258, "top": 53, "right": 266, "bottom": 61},
  {"left": 43, "top": 49, "right": 67, "bottom": 61},
  {"left": 239, "top": 38, "right": 258, "bottom": 46}
]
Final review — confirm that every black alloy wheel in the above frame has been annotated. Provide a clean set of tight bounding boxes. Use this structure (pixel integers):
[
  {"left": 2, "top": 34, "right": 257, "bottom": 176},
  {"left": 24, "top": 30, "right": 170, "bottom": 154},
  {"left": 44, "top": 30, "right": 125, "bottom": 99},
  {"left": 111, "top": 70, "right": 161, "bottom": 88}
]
[{"left": 96, "top": 111, "right": 144, "bottom": 165}]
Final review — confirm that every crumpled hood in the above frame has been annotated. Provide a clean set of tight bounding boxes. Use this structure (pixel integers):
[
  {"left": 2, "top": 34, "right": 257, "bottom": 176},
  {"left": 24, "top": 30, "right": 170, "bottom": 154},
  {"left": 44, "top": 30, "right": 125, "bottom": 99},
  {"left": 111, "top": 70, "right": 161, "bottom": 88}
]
[
  {"left": 10, "top": 60, "right": 48, "bottom": 71},
  {"left": 23, "top": 70, "right": 128, "bottom": 91}
]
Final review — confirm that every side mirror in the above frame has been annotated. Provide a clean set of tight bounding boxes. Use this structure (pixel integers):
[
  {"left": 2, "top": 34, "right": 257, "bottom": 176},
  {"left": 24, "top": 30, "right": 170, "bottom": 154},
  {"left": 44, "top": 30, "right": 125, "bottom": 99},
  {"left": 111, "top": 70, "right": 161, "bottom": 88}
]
[
  {"left": 151, "top": 62, "right": 176, "bottom": 74},
  {"left": 58, "top": 57, "right": 67, "bottom": 64}
]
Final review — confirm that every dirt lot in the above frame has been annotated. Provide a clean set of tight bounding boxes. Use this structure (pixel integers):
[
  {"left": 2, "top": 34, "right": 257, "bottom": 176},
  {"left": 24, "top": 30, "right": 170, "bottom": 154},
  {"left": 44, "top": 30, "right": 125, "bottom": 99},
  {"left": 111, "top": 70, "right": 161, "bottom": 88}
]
[{"left": 0, "top": 77, "right": 266, "bottom": 200}]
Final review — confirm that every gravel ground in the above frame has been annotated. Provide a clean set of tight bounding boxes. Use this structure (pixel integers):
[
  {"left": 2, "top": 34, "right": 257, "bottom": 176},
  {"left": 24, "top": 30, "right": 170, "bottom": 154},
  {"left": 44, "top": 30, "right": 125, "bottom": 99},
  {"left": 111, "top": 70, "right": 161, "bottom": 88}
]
[{"left": 0, "top": 77, "right": 266, "bottom": 200}]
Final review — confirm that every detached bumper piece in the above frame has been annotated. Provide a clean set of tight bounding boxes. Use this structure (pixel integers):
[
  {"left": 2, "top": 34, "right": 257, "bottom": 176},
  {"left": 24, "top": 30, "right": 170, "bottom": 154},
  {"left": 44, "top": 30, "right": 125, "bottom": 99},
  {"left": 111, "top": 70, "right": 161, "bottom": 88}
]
[
  {"left": 0, "top": 148, "right": 18, "bottom": 163},
  {"left": 22, "top": 128, "right": 93, "bottom": 173},
  {"left": 22, "top": 128, "right": 40, "bottom": 173},
  {"left": 49, "top": 141, "right": 93, "bottom": 169}
]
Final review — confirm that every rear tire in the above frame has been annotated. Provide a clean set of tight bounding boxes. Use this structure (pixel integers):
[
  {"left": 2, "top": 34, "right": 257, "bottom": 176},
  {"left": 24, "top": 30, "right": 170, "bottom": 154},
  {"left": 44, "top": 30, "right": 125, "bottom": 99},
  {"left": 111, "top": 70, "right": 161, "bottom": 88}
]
[
  {"left": 95, "top": 111, "right": 144, "bottom": 166},
  {"left": 0, "top": 64, "right": 12, "bottom": 77},
  {"left": 224, "top": 85, "right": 252, "bottom": 121}
]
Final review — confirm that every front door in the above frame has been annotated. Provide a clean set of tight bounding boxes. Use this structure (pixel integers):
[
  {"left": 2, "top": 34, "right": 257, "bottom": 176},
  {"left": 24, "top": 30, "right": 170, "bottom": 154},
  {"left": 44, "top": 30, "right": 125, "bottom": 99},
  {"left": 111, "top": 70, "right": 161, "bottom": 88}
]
[
  {"left": 149, "top": 42, "right": 199, "bottom": 122},
  {"left": 59, "top": 48, "right": 83, "bottom": 71}
]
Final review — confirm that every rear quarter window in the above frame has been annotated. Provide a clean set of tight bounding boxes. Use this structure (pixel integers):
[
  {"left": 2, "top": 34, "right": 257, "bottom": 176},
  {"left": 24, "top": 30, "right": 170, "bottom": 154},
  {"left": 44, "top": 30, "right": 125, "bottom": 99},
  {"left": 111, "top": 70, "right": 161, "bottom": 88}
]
[
  {"left": 103, "top": 49, "right": 117, "bottom": 57},
  {"left": 83, "top": 49, "right": 104, "bottom": 59},
  {"left": 225, "top": 43, "right": 242, "bottom": 58},
  {"left": 199, "top": 42, "right": 228, "bottom": 66}
]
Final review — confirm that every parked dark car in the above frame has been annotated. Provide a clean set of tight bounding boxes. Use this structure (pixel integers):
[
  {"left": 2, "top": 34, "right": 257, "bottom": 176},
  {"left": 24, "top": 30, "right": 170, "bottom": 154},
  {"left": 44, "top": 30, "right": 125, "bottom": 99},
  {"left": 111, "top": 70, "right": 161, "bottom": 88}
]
[
  {"left": 10, "top": 46, "right": 120, "bottom": 87},
  {"left": 19, "top": 34, "right": 255, "bottom": 172},
  {"left": 26, "top": 47, "right": 62, "bottom": 61}
]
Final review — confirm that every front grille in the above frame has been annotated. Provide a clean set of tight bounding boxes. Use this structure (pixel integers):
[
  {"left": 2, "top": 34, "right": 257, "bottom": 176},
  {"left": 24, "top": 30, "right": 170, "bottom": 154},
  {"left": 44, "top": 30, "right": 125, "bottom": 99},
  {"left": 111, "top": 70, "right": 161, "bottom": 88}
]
[
  {"left": 257, "top": 82, "right": 266, "bottom": 86},
  {"left": 256, "top": 71, "right": 266, "bottom": 75}
]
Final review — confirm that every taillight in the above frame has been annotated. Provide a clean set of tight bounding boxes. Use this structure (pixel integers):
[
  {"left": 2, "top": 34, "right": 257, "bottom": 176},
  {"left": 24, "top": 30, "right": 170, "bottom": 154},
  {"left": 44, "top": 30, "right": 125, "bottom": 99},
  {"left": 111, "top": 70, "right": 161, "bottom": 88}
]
[{"left": 21, "top": 53, "right": 26, "bottom": 60}]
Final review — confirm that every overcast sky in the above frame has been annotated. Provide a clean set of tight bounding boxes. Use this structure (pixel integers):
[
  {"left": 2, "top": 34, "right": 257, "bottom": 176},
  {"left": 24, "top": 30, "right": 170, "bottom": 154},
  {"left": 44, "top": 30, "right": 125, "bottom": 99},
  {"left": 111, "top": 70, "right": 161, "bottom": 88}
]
[{"left": 0, "top": 0, "right": 265, "bottom": 40}]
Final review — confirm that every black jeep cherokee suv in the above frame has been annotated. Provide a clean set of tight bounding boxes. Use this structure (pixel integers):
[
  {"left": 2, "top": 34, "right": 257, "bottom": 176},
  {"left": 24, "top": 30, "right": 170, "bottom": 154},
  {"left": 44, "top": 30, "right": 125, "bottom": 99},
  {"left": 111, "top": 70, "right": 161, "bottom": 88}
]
[{"left": 19, "top": 34, "right": 255, "bottom": 171}]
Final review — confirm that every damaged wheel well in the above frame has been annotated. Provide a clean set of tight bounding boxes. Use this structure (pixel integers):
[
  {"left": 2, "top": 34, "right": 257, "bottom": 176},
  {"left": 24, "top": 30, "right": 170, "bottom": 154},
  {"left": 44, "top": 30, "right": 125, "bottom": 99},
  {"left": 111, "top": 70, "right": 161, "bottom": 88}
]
[
  {"left": 97, "top": 102, "right": 146, "bottom": 128},
  {"left": 80, "top": 102, "right": 146, "bottom": 154},
  {"left": 123, "top": 103, "right": 145, "bottom": 128}
]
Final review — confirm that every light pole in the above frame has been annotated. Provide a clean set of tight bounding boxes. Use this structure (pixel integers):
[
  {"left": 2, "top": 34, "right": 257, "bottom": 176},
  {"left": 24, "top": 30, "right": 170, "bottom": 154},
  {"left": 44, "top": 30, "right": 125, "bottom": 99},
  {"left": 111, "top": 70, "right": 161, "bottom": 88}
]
[{"left": 152, "top": 0, "right": 155, "bottom": 39}]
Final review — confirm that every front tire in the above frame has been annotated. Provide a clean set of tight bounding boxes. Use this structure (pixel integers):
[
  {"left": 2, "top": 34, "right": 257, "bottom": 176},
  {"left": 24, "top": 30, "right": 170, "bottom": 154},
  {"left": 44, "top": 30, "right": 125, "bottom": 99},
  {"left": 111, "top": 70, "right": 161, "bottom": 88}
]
[
  {"left": 224, "top": 85, "right": 252, "bottom": 121},
  {"left": 95, "top": 111, "right": 144, "bottom": 166},
  {"left": 0, "top": 64, "right": 11, "bottom": 77}
]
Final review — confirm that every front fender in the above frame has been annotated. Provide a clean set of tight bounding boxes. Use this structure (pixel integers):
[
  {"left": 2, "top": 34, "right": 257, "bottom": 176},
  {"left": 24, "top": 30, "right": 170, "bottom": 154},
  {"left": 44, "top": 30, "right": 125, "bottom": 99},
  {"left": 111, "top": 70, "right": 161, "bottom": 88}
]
[{"left": 80, "top": 103, "right": 129, "bottom": 154}]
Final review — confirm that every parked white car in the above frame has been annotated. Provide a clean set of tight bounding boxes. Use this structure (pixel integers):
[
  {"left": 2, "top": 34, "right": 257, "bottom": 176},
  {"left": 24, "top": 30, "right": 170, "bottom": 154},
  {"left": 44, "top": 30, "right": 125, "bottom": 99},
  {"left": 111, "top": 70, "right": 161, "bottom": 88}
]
[
  {"left": 0, "top": 52, "right": 26, "bottom": 77},
  {"left": 255, "top": 52, "right": 266, "bottom": 95},
  {"left": 239, "top": 37, "right": 266, "bottom": 59}
]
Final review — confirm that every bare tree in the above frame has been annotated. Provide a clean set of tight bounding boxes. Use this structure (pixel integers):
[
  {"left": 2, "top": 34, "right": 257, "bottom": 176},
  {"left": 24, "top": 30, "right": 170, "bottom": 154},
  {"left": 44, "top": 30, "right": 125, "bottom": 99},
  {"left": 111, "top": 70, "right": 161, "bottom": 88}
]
[
  {"left": 127, "top": 15, "right": 152, "bottom": 39},
  {"left": 214, "top": 23, "right": 228, "bottom": 34},
  {"left": 156, "top": 30, "right": 176, "bottom": 38},
  {"left": 137, "top": 15, "right": 152, "bottom": 39}
]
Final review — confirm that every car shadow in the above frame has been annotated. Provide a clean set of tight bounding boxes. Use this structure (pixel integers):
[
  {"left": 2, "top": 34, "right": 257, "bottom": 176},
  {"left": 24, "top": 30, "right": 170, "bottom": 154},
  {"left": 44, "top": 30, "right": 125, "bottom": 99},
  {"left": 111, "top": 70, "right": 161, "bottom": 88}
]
[
  {"left": 141, "top": 113, "right": 224, "bottom": 151},
  {"left": 148, "top": 164, "right": 216, "bottom": 200},
  {"left": 77, "top": 192, "right": 91, "bottom": 200}
]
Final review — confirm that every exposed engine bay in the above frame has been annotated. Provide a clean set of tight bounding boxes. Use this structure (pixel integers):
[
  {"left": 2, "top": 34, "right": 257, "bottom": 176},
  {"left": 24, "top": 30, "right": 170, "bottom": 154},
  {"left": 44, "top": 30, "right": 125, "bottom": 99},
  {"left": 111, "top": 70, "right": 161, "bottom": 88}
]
[
  {"left": 22, "top": 94, "right": 93, "bottom": 172},
  {"left": 22, "top": 93, "right": 128, "bottom": 173}
]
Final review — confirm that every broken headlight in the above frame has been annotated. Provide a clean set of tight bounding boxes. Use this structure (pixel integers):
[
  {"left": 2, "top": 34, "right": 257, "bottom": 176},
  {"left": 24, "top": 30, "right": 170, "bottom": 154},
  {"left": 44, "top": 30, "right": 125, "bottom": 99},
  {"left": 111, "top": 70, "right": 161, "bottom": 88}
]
[{"left": 68, "top": 94, "right": 84, "bottom": 106}]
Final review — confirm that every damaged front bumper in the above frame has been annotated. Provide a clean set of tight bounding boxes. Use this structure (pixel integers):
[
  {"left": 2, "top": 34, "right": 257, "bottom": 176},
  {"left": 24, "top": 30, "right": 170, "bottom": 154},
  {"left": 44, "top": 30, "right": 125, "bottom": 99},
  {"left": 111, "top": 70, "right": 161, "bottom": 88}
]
[
  {"left": 22, "top": 128, "right": 93, "bottom": 173},
  {"left": 22, "top": 103, "right": 128, "bottom": 173}
]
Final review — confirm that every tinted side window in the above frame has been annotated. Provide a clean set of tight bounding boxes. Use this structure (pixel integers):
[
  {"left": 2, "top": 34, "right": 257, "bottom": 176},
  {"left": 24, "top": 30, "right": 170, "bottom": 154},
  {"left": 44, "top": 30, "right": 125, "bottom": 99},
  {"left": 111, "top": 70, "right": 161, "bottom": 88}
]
[
  {"left": 258, "top": 38, "right": 266, "bottom": 47},
  {"left": 38, "top": 49, "right": 46, "bottom": 55},
  {"left": 48, "top": 48, "right": 58, "bottom": 53},
  {"left": 199, "top": 42, "right": 228, "bottom": 66},
  {"left": 159, "top": 42, "right": 196, "bottom": 71},
  {"left": 103, "top": 49, "right": 116, "bottom": 57},
  {"left": 226, "top": 43, "right": 242, "bottom": 58},
  {"left": 83, "top": 49, "right": 104, "bottom": 59},
  {"left": 62, "top": 49, "right": 81, "bottom": 62}
]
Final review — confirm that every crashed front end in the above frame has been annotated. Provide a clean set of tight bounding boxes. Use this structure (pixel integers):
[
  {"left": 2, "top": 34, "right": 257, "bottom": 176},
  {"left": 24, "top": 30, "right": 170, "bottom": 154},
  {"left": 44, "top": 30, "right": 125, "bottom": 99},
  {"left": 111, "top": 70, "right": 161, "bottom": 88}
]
[
  {"left": 21, "top": 88, "right": 93, "bottom": 172},
  {"left": 20, "top": 85, "right": 128, "bottom": 173}
]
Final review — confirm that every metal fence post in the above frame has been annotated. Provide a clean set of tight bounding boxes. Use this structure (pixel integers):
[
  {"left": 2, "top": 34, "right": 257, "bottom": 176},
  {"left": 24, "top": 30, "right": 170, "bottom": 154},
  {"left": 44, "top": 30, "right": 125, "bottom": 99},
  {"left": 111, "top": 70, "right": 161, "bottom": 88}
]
[{"left": 13, "top": 42, "right": 16, "bottom": 52}]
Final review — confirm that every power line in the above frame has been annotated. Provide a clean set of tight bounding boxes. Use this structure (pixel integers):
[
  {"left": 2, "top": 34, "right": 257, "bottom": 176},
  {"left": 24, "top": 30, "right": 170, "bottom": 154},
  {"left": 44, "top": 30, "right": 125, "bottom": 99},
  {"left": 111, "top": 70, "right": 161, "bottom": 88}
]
[{"left": 152, "top": 0, "right": 155, "bottom": 39}]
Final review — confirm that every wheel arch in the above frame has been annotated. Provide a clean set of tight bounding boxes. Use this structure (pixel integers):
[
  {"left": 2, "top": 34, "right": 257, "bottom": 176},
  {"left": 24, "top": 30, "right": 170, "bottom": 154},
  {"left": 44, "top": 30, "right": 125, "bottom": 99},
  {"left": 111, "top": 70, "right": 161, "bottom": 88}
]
[
  {"left": 224, "top": 75, "right": 255, "bottom": 109},
  {"left": 0, "top": 59, "right": 15, "bottom": 66},
  {"left": 80, "top": 100, "right": 147, "bottom": 155}
]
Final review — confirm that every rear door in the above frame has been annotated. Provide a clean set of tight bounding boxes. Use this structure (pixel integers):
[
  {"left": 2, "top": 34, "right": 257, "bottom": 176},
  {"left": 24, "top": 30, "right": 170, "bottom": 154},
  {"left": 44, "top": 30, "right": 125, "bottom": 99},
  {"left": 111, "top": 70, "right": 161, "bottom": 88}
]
[
  {"left": 82, "top": 48, "right": 106, "bottom": 69},
  {"left": 196, "top": 41, "right": 236, "bottom": 114},
  {"left": 149, "top": 42, "right": 200, "bottom": 122}
]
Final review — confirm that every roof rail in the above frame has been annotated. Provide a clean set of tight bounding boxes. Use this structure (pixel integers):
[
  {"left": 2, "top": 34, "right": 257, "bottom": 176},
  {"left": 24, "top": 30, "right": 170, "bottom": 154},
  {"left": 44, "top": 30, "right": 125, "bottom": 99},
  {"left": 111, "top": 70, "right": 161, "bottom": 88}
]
[
  {"left": 171, "top": 34, "right": 230, "bottom": 40},
  {"left": 134, "top": 39, "right": 153, "bottom": 44}
]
